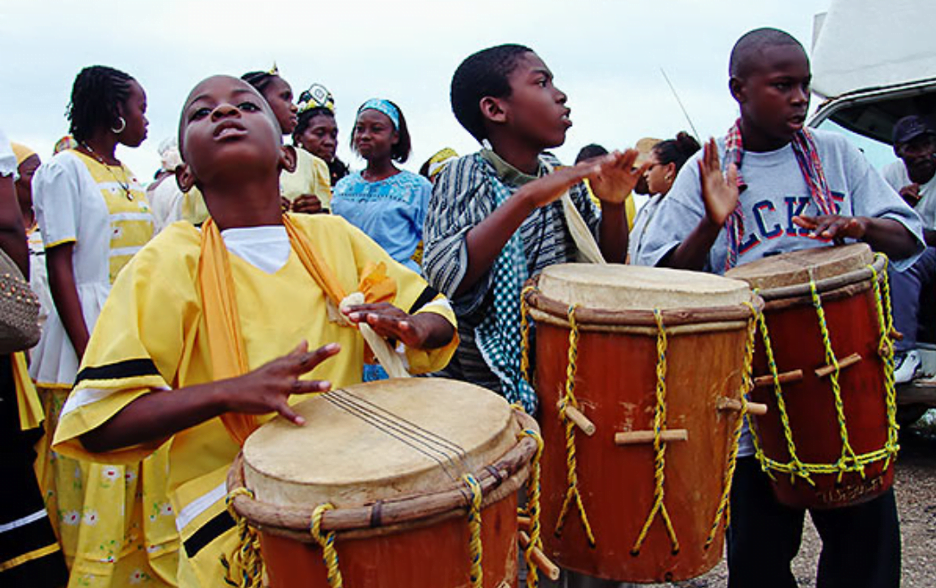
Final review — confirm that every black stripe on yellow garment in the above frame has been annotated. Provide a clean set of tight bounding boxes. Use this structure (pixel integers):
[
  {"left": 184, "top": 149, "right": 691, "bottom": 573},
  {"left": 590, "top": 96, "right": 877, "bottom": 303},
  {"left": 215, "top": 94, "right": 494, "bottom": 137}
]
[
  {"left": 75, "top": 357, "right": 161, "bottom": 385},
  {"left": 0, "top": 544, "right": 68, "bottom": 587},
  {"left": 408, "top": 285, "right": 440, "bottom": 314},
  {"left": 184, "top": 511, "right": 235, "bottom": 558}
]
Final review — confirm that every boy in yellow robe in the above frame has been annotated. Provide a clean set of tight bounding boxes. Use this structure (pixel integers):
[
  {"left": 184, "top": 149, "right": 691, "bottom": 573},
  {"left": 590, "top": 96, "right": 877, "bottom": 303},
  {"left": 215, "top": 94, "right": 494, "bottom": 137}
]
[{"left": 52, "top": 75, "right": 458, "bottom": 588}]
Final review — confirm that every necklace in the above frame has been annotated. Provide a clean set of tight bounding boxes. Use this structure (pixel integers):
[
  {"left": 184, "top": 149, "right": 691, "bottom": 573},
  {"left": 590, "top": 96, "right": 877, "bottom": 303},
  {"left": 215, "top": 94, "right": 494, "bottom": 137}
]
[{"left": 80, "top": 143, "right": 134, "bottom": 200}]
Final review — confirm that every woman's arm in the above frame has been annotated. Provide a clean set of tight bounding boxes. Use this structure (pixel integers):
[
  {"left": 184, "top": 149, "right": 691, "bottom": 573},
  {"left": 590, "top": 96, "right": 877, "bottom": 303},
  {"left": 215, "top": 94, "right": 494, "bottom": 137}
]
[{"left": 46, "top": 242, "right": 90, "bottom": 359}]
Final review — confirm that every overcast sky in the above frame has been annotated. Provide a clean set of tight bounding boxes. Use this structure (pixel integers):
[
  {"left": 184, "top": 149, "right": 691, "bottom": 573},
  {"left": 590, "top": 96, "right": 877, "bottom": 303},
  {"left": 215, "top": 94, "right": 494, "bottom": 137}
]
[{"left": 0, "top": 0, "right": 830, "bottom": 180}]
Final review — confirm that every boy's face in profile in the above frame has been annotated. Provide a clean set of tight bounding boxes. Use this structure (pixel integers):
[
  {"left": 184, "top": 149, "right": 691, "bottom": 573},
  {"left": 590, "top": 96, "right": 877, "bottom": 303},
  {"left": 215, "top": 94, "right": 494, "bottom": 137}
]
[
  {"left": 733, "top": 44, "right": 811, "bottom": 144},
  {"left": 502, "top": 52, "right": 572, "bottom": 150},
  {"left": 178, "top": 76, "right": 283, "bottom": 186}
]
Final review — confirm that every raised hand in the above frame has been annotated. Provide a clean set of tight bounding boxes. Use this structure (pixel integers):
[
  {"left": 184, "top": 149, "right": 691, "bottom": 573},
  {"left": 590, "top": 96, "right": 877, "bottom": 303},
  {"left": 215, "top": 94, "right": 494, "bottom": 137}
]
[
  {"left": 698, "top": 138, "right": 740, "bottom": 227},
  {"left": 589, "top": 149, "right": 650, "bottom": 205},
  {"left": 223, "top": 341, "right": 340, "bottom": 425}
]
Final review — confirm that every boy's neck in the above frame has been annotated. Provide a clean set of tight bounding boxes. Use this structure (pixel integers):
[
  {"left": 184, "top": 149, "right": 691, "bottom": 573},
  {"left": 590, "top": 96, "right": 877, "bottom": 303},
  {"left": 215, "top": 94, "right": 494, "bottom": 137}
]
[
  {"left": 203, "top": 174, "right": 284, "bottom": 231},
  {"left": 485, "top": 132, "right": 543, "bottom": 176},
  {"left": 739, "top": 117, "right": 792, "bottom": 153}
]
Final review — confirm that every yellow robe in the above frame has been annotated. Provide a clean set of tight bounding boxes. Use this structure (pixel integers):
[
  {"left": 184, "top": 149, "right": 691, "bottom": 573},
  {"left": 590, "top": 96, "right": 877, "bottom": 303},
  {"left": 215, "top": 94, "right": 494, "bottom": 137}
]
[{"left": 53, "top": 213, "right": 457, "bottom": 587}]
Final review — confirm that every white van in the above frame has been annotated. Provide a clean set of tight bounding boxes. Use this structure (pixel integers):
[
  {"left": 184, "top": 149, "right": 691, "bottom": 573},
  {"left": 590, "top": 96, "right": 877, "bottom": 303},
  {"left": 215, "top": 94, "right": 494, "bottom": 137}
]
[{"left": 807, "top": 0, "right": 936, "bottom": 423}]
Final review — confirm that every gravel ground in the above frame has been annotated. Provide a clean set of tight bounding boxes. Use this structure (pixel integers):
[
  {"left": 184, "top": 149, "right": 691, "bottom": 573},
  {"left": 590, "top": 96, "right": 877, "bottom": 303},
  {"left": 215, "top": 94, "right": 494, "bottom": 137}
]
[{"left": 661, "top": 411, "right": 936, "bottom": 588}]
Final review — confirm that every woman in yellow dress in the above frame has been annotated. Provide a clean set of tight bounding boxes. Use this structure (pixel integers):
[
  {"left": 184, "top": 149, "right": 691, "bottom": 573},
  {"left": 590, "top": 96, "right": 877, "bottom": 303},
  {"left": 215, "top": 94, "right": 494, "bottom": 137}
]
[{"left": 31, "top": 65, "right": 176, "bottom": 587}]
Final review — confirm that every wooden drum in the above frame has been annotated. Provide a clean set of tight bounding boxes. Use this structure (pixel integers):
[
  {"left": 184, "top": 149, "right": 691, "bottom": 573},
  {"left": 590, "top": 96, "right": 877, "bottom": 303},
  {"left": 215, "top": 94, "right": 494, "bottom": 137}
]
[
  {"left": 727, "top": 244, "right": 899, "bottom": 509},
  {"left": 524, "top": 264, "right": 761, "bottom": 583},
  {"left": 227, "top": 378, "right": 543, "bottom": 588}
]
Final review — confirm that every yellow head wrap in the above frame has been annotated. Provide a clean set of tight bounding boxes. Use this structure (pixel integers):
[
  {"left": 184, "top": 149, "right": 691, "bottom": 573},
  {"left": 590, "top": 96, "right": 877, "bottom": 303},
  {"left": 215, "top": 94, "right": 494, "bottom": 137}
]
[
  {"left": 427, "top": 147, "right": 459, "bottom": 181},
  {"left": 11, "top": 143, "right": 36, "bottom": 166}
]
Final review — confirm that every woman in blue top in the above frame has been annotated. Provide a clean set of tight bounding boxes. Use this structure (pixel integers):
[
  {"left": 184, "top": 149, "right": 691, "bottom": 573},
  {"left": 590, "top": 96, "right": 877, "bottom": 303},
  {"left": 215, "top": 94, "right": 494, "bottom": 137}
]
[{"left": 332, "top": 99, "right": 431, "bottom": 273}]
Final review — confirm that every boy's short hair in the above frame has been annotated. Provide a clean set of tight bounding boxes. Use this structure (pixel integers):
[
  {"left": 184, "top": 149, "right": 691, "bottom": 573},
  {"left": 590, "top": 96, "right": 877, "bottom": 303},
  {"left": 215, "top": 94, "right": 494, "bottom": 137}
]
[
  {"left": 575, "top": 143, "right": 608, "bottom": 164},
  {"left": 450, "top": 44, "right": 533, "bottom": 142},
  {"left": 729, "top": 27, "right": 804, "bottom": 79}
]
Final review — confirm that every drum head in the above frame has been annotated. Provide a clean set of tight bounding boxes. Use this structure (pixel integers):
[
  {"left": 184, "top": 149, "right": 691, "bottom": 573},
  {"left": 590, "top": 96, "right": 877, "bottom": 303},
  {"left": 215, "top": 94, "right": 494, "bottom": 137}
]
[
  {"left": 242, "top": 378, "right": 517, "bottom": 508},
  {"left": 725, "top": 243, "right": 873, "bottom": 291},
  {"left": 537, "top": 264, "right": 751, "bottom": 311}
]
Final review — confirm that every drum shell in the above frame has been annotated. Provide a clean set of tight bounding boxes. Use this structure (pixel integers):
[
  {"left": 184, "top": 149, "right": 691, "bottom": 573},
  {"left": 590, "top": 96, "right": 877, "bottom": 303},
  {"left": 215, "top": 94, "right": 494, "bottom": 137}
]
[
  {"left": 536, "top": 319, "right": 749, "bottom": 583},
  {"left": 750, "top": 282, "right": 895, "bottom": 510},
  {"left": 260, "top": 493, "right": 519, "bottom": 588}
]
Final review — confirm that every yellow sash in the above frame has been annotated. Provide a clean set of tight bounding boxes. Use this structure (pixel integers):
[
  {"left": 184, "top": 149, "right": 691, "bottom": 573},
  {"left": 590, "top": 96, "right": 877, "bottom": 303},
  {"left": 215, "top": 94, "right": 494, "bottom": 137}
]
[{"left": 13, "top": 352, "right": 43, "bottom": 430}]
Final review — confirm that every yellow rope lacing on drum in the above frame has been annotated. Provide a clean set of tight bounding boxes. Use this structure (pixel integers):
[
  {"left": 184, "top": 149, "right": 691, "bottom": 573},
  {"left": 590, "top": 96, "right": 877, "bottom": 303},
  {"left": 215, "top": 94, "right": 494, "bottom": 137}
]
[
  {"left": 630, "top": 310, "right": 679, "bottom": 556},
  {"left": 461, "top": 473, "right": 484, "bottom": 588},
  {"left": 809, "top": 274, "right": 864, "bottom": 480},
  {"left": 221, "top": 488, "right": 264, "bottom": 588},
  {"left": 868, "top": 255, "right": 900, "bottom": 469},
  {"left": 554, "top": 305, "right": 597, "bottom": 547},
  {"left": 310, "top": 503, "right": 343, "bottom": 588},
  {"left": 749, "top": 255, "right": 900, "bottom": 481},
  {"left": 705, "top": 304, "right": 756, "bottom": 549},
  {"left": 517, "top": 425, "right": 545, "bottom": 588},
  {"left": 520, "top": 285, "right": 536, "bottom": 386}
]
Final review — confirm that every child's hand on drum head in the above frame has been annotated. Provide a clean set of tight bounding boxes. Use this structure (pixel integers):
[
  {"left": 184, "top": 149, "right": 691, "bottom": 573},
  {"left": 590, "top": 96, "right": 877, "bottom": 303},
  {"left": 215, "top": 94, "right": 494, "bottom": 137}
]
[
  {"left": 698, "top": 138, "right": 740, "bottom": 227},
  {"left": 224, "top": 341, "right": 341, "bottom": 426},
  {"left": 344, "top": 303, "right": 455, "bottom": 350},
  {"left": 588, "top": 148, "right": 651, "bottom": 205},
  {"left": 793, "top": 214, "right": 868, "bottom": 242}
]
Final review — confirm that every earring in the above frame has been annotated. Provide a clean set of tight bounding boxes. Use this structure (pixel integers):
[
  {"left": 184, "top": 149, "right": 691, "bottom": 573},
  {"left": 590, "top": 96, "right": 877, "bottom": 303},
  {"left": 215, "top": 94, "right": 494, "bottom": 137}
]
[{"left": 111, "top": 117, "right": 127, "bottom": 134}]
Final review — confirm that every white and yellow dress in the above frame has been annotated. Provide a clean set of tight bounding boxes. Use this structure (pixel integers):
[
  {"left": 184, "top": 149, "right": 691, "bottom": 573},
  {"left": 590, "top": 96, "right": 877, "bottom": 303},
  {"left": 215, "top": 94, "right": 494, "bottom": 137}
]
[
  {"left": 31, "top": 150, "right": 177, "bottom": 587},
  {"left": 52, "top": 213, "right": 457, "bottom": 588}
]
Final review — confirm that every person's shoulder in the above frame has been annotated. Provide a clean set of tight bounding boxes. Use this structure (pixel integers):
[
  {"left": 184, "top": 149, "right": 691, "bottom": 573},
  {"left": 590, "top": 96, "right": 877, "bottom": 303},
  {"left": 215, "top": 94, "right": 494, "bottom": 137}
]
[
  {"left": 808, "top": 128, "right": 858, "bottom": 154},
  {"left": 38, "top": 150, "right": 82, "bottom": 175},
  {"left": 32, "top": 150, "right": 89, "bottom": 192},
  {"left": 396, "top": 169, "right": 432, "bottom": 189},
  {"left": 113, "top": 221, "right": 201, "bottom": 297},
  {"left": 435, "top": 152, "right": 489, "bottom": 186},
  {"left": 288, "top": 211, "right": 358, "bottom": 237},
  {"left": 881, "top": 159, "right": 906, "bottom": 178},
  {"left": 288, "top": 212, "right": 376, "bottom": 257}
]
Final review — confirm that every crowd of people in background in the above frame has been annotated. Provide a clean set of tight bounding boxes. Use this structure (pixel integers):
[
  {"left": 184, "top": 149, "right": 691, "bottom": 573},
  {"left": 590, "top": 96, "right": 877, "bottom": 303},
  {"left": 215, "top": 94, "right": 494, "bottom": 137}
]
[{"left": 0, "top": 25, "right": 933, "bottom": 588}]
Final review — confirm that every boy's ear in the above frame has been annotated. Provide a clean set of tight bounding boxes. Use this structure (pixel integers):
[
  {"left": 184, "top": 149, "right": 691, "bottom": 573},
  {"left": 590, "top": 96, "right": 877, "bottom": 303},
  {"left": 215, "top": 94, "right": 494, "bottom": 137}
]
[
  {"left": 175, "top": 163, "right": 196, "bottom": 193},
  {"left": 729, "top": 76, "right": 746, "bottom": 104},
  {"left": 479, "top": 96, "right": 508, "bottom": 126},
  {"left": 280, "top": 145, "right": 298, "bottom": 174}
]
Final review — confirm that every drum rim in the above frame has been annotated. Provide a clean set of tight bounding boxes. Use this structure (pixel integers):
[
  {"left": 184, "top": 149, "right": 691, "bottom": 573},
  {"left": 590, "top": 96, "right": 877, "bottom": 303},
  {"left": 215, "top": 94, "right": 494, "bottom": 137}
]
[
  {"left": 524, "top": 274, "right": 764, "bottom": 329},
  {"left": 228, "top": 410, "right": 539, "bottom": 542},
  {"left": 748, "top": 254, "right": 886, "bottom": 302}
]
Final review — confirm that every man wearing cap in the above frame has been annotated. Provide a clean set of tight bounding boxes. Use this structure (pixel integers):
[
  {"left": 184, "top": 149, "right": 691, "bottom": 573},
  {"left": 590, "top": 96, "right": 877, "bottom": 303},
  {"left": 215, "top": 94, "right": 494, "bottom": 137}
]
[{"left": 883, "top": 115, "right": 936, "bottom": 382}]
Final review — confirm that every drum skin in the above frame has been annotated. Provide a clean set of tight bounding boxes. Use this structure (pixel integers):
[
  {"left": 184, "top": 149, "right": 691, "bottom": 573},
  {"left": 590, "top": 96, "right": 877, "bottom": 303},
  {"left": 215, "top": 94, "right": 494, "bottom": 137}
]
[
  {"left": 260, "top": 494, "right": 519, "bottom": 588},
  {"left": 536, "top": 321, "right": 749, "bottom": 582},
  {"left": 750, "top": 285, "right": 894, "bottom": 510},
  {"left": 236, "top": 379, "right": 533, "bottom": 588}
]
